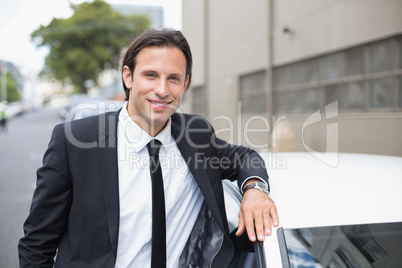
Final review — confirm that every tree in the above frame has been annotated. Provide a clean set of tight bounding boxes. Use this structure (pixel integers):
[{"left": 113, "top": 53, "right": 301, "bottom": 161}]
[
  {"left": 0, "top": 70, "right": 20, "bottom": 103},
  {"left": 32, "top": 0, "right": 150, "bottom": 93}
]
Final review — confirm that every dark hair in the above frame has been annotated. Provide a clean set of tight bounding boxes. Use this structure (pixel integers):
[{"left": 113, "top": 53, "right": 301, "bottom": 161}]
[{"left": 121, "top": 28, "right": 193, "bottom": 100}]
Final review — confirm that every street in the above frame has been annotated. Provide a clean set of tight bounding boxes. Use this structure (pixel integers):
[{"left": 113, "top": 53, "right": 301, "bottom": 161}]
[{"left": 0, "top": 108, "right": 63, "bottom": 268}]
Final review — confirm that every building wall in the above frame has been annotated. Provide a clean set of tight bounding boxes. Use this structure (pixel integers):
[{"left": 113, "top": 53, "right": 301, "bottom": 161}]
[
  {"left": 274, "top": 0, "right": 402, "bottom": 65},
  {"left": 183, "top": 0, "right": 271, "bottom": 145},
  {"left": 182, "top": 0, "right": 402, "bottom": 156}
]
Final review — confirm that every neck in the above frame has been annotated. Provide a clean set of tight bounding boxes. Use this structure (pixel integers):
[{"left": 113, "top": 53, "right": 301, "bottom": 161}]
[{"left": 130, "top": 117, "right": 167, "bottom": 137}]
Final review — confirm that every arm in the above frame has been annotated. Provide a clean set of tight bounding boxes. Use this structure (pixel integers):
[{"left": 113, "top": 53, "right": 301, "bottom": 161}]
[
  {"left": 18, "top": 124, "right": 73, "bottom": 267},
  {"left": 212, "top": 134, "right": 279, "bottom": 242},
  {"left": 184, "top": 114, "right": 279, "bottom": 242}
]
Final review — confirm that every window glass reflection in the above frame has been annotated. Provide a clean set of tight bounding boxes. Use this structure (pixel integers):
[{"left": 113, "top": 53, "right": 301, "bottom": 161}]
[
  {"left": 240, "top": 71, "right": 266, "bottom": 114},
  {"left": 289, "top": 63, "right": 302, "bottom": 85},
  {"left": 302, "top": 59, "right": 318, "bottom": 84},
  {"left": 399, "top": 75, "right": 402, "bottom": 108},
  {"left": 344, "top": 47, "right": 363, "bottom": 77},
  {"left": 281, "top": 222, "right": 402, "bottom": 268},
  {"left": 274, "top": 67, "right": 289, "bottom": 87},
  {"left": 241, "top": 94, "right": 266, "bottom": 114},
  {"left": 304, "top": 88, "right": 319, "bottom": 111},
  {"left": 272, "top": 35, "right": 401, "bottom": 113},
  {"left": 288, "top": 91, "right": 304, "bottom": 113},
  {"left": 369, "top": 77, "right": 392, "bottom": 109},
  {"left": 397, "top": 36, "right": 402, "bottom": 70},
  {"left": 240, "top": 71, "right": 266, "bottom": 94},
  {"left": 321, "top": 53, "right": 342, "bottom": 81},
  {"left": 324, "top": 85, "right": 340, "bottom": 106},
  {"left": 342, "top": 82, "right": 364, "bottom": 110},
  {"left": 273, "top": 92, "right": 286, "bottom": 113},
  {"left": 368, "top": 40, "right": 391, "bottom": 73}
]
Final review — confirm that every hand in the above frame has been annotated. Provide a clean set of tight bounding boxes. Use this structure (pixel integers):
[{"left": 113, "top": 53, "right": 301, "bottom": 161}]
[{"left": 235, "top": 181, "right": 279, "bottom": 242}]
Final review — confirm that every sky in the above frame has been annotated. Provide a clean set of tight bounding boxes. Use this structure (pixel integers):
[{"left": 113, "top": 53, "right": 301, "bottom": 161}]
[{"left": 0, "top": 0, "right": 182, "bottom": 79}]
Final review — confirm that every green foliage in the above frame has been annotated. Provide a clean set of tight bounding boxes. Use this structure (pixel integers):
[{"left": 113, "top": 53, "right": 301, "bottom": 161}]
[
  {"left": 31, "top": 0, "right": 150, "bottom": 93},
  {"left": 0, "top": 71, "right": 21, "bottom": 103}
]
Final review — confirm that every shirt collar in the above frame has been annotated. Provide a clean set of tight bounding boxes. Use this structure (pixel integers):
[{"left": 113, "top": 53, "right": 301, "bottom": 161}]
[{"left": 118, "top": 101, "right": 172, "bottom": 153}]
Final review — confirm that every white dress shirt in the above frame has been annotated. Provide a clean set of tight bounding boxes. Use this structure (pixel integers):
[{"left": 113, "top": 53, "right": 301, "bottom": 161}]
[{"left": 114, "top": 102, "right": 204, "bottom": 268}]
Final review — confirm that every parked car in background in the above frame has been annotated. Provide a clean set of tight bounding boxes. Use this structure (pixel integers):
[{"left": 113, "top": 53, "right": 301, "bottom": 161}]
[
  {"left": 59, "top": 94, "right": 123, "bottom": 121},
  {"left": 4, "top": 101, "right": 26, "bottom": 118},
  {"left": 64, "top": 99, "right": 124, "bottom": 121},
  {"left": 223, "top": 152, "right": 402, "bottom": 267}
]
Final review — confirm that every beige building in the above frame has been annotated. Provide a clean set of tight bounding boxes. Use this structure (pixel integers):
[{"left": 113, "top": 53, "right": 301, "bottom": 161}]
[{"left": 181, "top": 0, "right": 402, "bottom": 157}]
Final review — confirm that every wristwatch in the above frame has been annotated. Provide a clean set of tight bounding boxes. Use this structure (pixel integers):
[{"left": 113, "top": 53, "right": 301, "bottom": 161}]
[{"left": 243, "top": 181, "right": 270, "bottom": 195}]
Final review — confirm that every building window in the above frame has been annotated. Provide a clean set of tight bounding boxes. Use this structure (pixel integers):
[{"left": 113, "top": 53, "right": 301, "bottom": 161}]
[
  {"left": 369, "top": 77, "right": 392, "bottom": 109},
  {"left": 399, "top": 75, "right": 402, "bottom": 108},
  {"left": 240, "top": 70, "right": 267, "bottom": 114},
  {"left": 192, "top": 86, "right": 205, "bottom": 115},
  {"left": 368, "top": 39, "right": 392, "bottom": 73},
  {"left": 397, "top": 36, "right": 402, "bottom": 69},
  {"left": 344, "top": 47, "right": 364, "bottom": 76},
  {"left": 342, "top": 82, "right": 364, "bottom": 111},
  {"left": 273, "top": 35, "right": 402, "bottom": 114}
]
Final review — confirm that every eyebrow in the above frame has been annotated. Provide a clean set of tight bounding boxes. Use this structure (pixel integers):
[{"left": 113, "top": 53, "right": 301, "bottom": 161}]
[{"left": 141, "top": 69, "right": 184, "bottom": 77}]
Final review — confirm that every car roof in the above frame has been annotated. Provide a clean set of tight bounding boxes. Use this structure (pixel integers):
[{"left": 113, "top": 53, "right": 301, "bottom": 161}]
[
  {"left": 260, "top": 152, "right": 402, "bottom": 267},
  {"left": 260, "top": 152, "right": 402, "bottom": 229}
]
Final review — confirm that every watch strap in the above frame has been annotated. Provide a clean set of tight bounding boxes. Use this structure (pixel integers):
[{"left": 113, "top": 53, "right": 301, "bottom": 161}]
[{"left": 243, "top": 181, "right": 270, "bottom": 194}]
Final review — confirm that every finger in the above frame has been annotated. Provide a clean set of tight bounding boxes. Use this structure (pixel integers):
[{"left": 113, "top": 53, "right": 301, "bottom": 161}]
[
  {"left": 254, "top": 213, "right": 265, "bottom": 241},
  {"left": 271, "top": 206, "right": 279, "bottom": 227},
  {"left": 244, "top": 214, "right": 257, "bottom": 242},
  {"left": 236, "top": 210, "right": 245, "bottom": 237},
  {"left": 263, "top": 209, "right": 272, "bottom": 236}
]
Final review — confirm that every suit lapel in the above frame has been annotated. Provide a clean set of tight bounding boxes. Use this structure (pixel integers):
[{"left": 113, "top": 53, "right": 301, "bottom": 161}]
[
  {"left": 170, "top": 113, "right": 226, "bottom": 231},
  {"left": 98, "top": 109, "right": 120, "bottom": 253}
]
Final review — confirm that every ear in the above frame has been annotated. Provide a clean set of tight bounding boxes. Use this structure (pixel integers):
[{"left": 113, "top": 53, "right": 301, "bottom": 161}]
[
  {"left": 122, "top": 66, "right": 133, "bottom": 89},
  {"left": 184, "top": 75, "right": 189, "bottom": 91}
]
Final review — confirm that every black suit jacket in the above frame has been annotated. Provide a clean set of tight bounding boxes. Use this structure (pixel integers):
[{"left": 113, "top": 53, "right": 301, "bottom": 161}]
[{"left": 18, "top": 110, "right": 269, "bottom": 268}]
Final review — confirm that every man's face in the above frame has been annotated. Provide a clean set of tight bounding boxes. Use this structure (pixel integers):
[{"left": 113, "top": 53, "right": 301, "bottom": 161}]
[{"left": 123, "top": 45, "right": 189, "bottom": 136}]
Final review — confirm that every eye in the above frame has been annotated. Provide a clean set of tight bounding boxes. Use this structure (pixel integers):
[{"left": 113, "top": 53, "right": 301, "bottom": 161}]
[
  {"left": 169, "top": 76, "right": 180, "bottom": 82},
  {"left": 145, "top": 72, "right": 157, "bottom": 78}
]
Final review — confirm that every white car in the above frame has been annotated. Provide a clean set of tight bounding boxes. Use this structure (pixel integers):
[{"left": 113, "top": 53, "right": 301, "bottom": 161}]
[
  {"left": 223, "top": 152, "right": 402, "bottom": 267},
  {"left": 64, "top": 100, "right": 124, "bottom": 121}
]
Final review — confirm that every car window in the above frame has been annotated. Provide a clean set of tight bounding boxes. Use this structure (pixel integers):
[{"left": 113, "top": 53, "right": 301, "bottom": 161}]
[{"left": 277, "top": 222, "right": 402, "bottom": 268}]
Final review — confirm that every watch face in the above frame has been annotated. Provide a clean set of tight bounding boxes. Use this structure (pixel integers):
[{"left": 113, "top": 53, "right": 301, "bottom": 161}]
[{"left": 257, "top": 182, "right": 267, "bottom": 189}]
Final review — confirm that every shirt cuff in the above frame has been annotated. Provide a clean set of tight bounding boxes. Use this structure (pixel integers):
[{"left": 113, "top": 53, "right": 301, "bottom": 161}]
[{"left": 240, "top": 176, "right": 268, "bottom": 195}]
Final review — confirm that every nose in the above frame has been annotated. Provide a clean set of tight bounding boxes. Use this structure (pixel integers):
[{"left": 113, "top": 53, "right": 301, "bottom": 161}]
[{"left": 154, "top": 79, "right": 169, "bottom": 98}]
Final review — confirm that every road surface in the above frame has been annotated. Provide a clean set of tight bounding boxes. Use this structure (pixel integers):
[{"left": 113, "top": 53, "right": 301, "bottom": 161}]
[{"left": 0, "top": 108, "right": 63, "bottom": 268}]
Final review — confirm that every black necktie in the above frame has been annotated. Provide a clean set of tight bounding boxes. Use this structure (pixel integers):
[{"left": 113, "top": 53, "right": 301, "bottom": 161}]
[{"left": 147, "top": 139, "right": 166, "bottom": 268}]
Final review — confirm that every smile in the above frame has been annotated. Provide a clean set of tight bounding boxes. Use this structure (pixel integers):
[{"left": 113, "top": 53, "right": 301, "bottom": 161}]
[{"left": 149, "top": 100, "right": 171, "bottom": 106}]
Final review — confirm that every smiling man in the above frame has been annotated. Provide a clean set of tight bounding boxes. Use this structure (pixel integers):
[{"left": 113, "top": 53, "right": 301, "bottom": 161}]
[
  {"left": 122, "top": 45, "right": 188, "bottom": 136},
  {"left": 19, "top": 29, "right": 279, "bottom": 268}
]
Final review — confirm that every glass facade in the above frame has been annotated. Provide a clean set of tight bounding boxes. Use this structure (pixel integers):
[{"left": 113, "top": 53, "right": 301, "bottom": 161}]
[{"left": 273, "top": 35, "right": 402, "bottom": 114}]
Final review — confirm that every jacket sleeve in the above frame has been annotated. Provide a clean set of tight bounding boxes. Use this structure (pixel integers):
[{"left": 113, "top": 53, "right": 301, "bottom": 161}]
[
  {"left": 212, "top": 132, "right": 269, "bottom": 189},
  {"left": 18, "top": 123, "right": 73, "bottom": 268},
  {"left": 183, "top": 113, "right": 269, "bottom": 189}
]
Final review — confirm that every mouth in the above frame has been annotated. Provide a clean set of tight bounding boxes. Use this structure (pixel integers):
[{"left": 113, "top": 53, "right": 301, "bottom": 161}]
[
  {"left": 148, "top": 100, "right": 171, "bottom": 106},
  {"left": 148, "top": 99, "right": 172, "bottom": 111}
]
